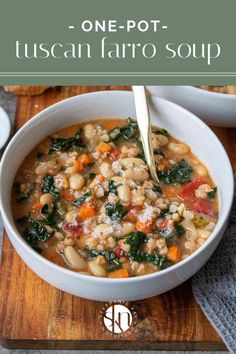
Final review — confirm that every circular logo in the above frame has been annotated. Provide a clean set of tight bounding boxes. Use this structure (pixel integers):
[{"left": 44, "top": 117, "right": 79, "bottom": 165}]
[
  {"left": 100, "top": 301, "right": 137, "bottom": 336},
  {"left": 103, "top": 304, "right": 133, "bottom": 334}
]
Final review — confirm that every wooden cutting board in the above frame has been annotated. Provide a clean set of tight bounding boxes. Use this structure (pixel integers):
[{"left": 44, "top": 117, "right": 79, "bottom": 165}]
[{"left": 1, "top": 86, "right": 235, "bottom": 351}]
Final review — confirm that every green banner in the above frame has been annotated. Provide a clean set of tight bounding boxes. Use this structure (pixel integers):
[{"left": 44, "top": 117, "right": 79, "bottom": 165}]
[{"left": 0, "top": 0, "right": 236, "bottom": 84}]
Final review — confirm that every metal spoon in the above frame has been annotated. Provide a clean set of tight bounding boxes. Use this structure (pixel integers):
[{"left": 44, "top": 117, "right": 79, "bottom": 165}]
[{"left": 132, "top": 85, "right": 160, "bottom": 184}]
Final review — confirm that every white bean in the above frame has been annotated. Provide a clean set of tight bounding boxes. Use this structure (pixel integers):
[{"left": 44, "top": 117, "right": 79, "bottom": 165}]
[
  {"left": 133, "top": 168, "right": 149, "bottom": 182},
  {"left": 117, "top": 184, "right": 131, "bottom": 203},
  {"left": 84, "top": 124, "right": 96, "bottom": 140},
  {"left": 168, "top": 142, "right": 189, "bottom": 155},
  {"left": 100, "top": 162, "right": 113, "bottom": 179},
  {"left": 93, "top": 224, "right": 113, "bottom": 238},
  {"left": 121, "top": 157, "right": 145, "bottom": 169},
  {"left": 69, "top": 173, "right": 85, "bottom": 190},
  {"left": 40, "top": 193, "right": 54, "bottom": 206},
  {"left": 64, "top": 246, "right": 87, "bottom": 269},
  {"left": 115, "top": 222, "right": 135, "bottom": 238},
  {"left": 156, "top": 134, "right": 169, "bottom": 146},
  {"left": 89, "top": 261, "right": 106, "bottom": 277},
  {"left": 55, "top": 232, "right": 64, "bottom": 240},
  {"left": 122, "top": 169, "right": 133, "bottom": 179}
]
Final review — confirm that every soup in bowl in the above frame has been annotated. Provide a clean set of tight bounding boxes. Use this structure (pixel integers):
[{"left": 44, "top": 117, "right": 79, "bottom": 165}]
[
  {"left": 12, "top": 118, "right": 218, "bottom": 278},
  {"left": 0, "top": 91, "right": 233, "bottom": 300}
]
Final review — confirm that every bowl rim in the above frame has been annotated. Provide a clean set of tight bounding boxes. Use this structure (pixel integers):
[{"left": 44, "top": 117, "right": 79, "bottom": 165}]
[
  {"left": 187, "top": 85, "right": 236, "bottom": 99},
  {"left": 0, "top": 106, "right": 11, "bottom": 150},
  {"left": 0, "top": 90, "right": 234, "bottom": 284}
]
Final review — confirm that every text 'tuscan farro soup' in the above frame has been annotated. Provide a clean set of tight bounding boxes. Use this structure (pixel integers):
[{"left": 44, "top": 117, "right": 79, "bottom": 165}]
[{"left": 12, "top": 118, "right": 218, "bottom": 278}]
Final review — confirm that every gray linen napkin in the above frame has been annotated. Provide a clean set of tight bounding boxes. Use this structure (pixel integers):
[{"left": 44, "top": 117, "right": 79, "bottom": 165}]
[{"left": 192, "top": 176, "right": 236, "bottom": 353}]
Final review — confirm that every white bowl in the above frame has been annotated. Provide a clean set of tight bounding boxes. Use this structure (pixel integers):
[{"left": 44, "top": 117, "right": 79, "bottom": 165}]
[
  {"left": 147, "top": 86, "right": 236, "bottom": 127},
  {"left": 0, "top": 91, "right": 234, "bottom": 301},
  {"left": 0, "top": 106, "right": 11, "bottom": 150}
]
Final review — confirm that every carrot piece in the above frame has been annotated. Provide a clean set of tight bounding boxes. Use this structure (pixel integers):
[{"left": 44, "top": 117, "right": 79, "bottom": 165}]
[
  {"left": 167, "top": 246, "right": 181, "bottom": 263},
  {"left": 79, "top": 154, "right": 90, "bottom": 166},
  {"left": 165, "top": 186, "right": 175, "bottom": 198},
  {"left": 77, "top": 205, "right": 96, "bottom": 218},
  {"left": 108, "top": 268, "right": 129, "bottom": 278},
  {"left": 98, "top": 174, "right": 105, "bottom": 182},
  {"left": 32, "top": 202, "right": 43, "bottom": 210},
  {"left": 136, "top": 220, "right": 153, "bottom": 232},
  {"left": 73, "top": 159, "right": 84, "bottom": 172},
  {"left": 96, "top": 141, "right": 112, "bottom": 153}
]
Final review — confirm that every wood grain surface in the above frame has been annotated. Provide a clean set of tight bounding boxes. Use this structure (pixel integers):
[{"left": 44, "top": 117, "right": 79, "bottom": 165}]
[{"left": 0, "top": 85, "right": 235, "bottom": 351}]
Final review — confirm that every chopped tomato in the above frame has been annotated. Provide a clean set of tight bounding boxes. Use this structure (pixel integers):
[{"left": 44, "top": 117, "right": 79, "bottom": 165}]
[
  {"left": 110, "top": 148, "right": 121, "bottom": 161},
  {"left": 192, "top": 198, "right": 215, "bottom": 217},
  {"left": 178, "top": 177, "right": 205, "bottom": 201},
  {"left": 62, "top": 221, "right": 82, "bottom": 237},
  {"left": 115, "top": 246, "right": 127, "bottom": 258}
]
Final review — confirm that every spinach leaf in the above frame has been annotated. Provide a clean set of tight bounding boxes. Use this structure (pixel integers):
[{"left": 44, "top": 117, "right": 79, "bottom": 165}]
[
  {"left": 41, "top": 174, "right": 59, "bottom": 197},
  {"left": 158, "top": 159, "right": 193, "bottom": 185},
  {"left": 153, "top": 128, "right": 169, "bottom": 137},
  {"left": 108, "top": 118, "right": 138, "bottom": 141},
  {"left": 208, "top": 186, "right": 217, "bottom": 199},
  {"left": 87, "top": 249, "right": 121, "bottom": 271},
  {"left": 175, "top": 224, "right": 186, "bottom": 237},
  {"left": 23, "top": 219, "right": 51, "bottom": 252},
  {"left": 73, "top": 190, "right": 92, "bottom": 206},
  {"left": 49, "top": 129, "right": 85, "bottom": 153},
  {"left": 105, "top": 203, "right": 128, "bottom": 221},
  {"left": 109, "top": 180, "right": 119, "bottom": 194}
]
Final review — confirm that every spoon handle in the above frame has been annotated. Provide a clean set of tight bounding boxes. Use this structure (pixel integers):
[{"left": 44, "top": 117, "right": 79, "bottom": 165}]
[{"left": 132, "top": 86, "right": 160, "bottom": 184}]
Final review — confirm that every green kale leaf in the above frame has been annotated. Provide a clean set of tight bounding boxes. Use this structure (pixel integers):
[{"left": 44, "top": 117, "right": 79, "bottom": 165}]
[
  {"left": 73, "top": 190, "right": 92, "bottom": 206},
  {"left": 208, "top": 186, "right": 217, "bottom": 199},
  {"left": 158, "top": 159, "right": 193, "bottom": 185},
  {"left": 49, "top": 129, "right": 85, "bottom": 153},
  {"left": 105, "top": 203, "right": 128, "bottom": 221},
  {"left": 41, "top": 174, "right": 59, "bottom": 197},
  {"left": 87, "top": 249, "right": 121, "bottom": 271},
  {"left": 108, "top": 118, "right": 138, "bottom": 141}
]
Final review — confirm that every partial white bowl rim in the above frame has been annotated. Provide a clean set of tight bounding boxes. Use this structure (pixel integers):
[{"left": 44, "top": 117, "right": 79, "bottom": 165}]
[
  {"left": 190, "top": 85, "right": 236, "bottom": 99},
  {"left": 0, "top": 106, "right": 11, "bottom": 150},
  {"left": 0, "top": 90, "right": 234, "bottom": 284}
]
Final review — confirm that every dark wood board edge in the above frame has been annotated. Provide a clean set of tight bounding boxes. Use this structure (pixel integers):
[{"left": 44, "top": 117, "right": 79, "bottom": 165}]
[{"left": 0, "top": 339, "right": 228, "bottom": 351}]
